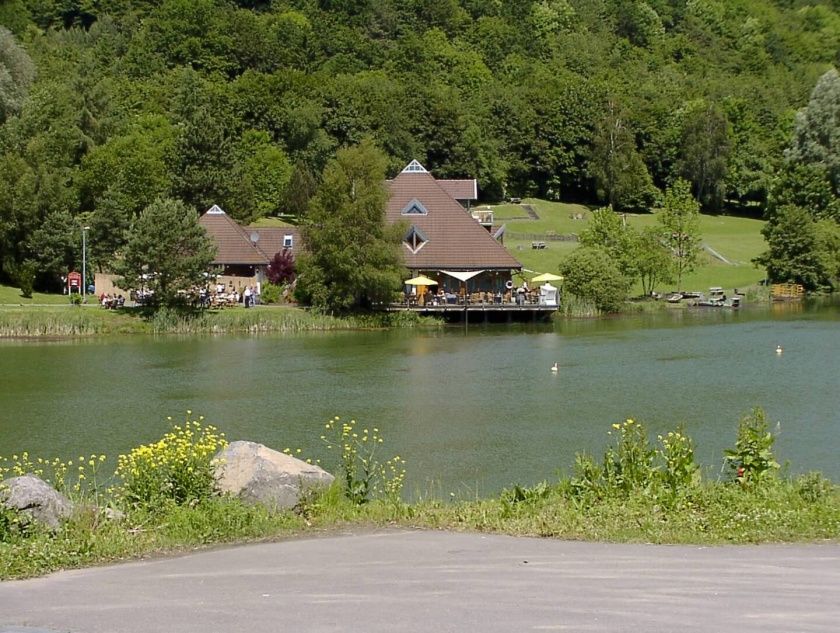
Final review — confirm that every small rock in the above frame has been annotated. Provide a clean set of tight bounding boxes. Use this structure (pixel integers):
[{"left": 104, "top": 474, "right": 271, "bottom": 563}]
[{"left": 1, "top": 475, "right": 73, "bottom": 530}]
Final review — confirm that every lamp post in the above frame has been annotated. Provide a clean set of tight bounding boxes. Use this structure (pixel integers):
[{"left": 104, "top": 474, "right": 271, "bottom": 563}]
[{"left": 82, "top": 226, "right": 90, "bottom": 303}]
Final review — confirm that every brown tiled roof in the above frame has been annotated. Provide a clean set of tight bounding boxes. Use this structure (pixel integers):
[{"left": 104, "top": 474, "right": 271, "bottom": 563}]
[
  {"left": 199, "top": 206, "right": 268, "bottom": 265},
  {"left": 438, "top": 179, "right": 477, "bottom": 201},
  {"left": 386, "top": 172, "right": 521, "bottom": 271},
  {"left": 248, "top": 227, "right": 301, "bottom": 259}
]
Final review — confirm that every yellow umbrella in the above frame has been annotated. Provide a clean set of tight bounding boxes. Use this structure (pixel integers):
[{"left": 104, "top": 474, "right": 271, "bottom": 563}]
[
  {"left": 405, "top": 275, "right": 438, "bottom": 286},
  {"left": 530, "top": 272, "right": 564, "bottom": 283}
]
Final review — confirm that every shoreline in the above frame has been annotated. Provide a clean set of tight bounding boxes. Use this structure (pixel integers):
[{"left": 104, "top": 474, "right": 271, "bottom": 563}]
[{"left": 2, "top": 287, "right": 833, "bottom": 340}]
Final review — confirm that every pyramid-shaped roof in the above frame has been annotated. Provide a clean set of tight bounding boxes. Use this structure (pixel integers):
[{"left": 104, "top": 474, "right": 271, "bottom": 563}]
[
  {"left": 387, "top": 166, "right": 521, "bottom": 271},
  {"left": 199, "top": 206, "right": 269, "bottom": 265}
]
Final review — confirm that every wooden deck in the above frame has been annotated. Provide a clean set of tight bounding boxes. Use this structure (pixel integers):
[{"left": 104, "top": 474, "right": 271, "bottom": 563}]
[{"left": 382, "top": 301, "right": 559, "bottom": 322}]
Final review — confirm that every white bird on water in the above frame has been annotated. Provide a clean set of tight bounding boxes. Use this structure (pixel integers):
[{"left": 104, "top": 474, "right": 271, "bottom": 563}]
[
  {"left": 776, "top": 345, "right": 783, "bottom": 354},
  {"left": 551, "top": 362, "right": 559, "bottom": 372}
]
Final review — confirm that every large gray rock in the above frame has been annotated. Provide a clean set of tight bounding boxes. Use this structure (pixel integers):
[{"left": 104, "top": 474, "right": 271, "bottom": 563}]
[
  {"left": 213, "top": 441, "right": 334, "bottom": 510},
  {"left": 1, "top": 474, "right": 73, "bottom": 530}
]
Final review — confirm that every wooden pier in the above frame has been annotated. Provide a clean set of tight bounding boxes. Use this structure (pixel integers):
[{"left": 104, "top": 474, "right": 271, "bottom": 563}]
[{"left": 382, "top": 301, "right": 558, "bottom": 322}]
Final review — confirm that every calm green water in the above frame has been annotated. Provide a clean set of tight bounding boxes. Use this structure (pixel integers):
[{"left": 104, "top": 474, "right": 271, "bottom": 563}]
[{"left": 1, "top": 302, "right": 838, "bottom": 495}]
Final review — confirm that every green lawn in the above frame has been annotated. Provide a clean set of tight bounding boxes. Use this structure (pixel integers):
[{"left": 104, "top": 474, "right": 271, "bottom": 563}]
[
  {"left": 489, "top": 200, "right": 768, "bottom": 293},
  {"left": 248, "top": 216, "right": 296, "bottom": 227},
  {"left": 0, "top": 284, "right": 85, "bottom": 306}
]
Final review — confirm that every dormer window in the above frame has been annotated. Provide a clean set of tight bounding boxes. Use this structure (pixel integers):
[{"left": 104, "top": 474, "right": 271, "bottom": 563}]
[
  {"left": 283, "top": 234, "right": 293, "bottom": 248},
  {"left": 401, "top": 160, "right": 428, "bottom": 173},
  {"left": 404, "top": 225, "right": 428, "bottom": 253},
  {"left": 401, "top": 198, "right": 428, "bottom": 215}
]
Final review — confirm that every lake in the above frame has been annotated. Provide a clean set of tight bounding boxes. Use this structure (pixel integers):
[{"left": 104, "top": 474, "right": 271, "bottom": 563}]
[{"left": 1, "top": 301, "right": 838, "bottom": 496}]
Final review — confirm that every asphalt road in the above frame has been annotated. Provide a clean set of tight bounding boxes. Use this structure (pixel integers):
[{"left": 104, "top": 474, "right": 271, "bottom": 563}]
[{"left": 1, "top": 530, "right": 839, "bottom": 633}]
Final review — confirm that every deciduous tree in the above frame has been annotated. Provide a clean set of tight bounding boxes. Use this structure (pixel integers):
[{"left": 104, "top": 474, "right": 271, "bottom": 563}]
[
  {"left": 754, "top": 205, "right": 834, "bottom": 291},
  {"left": 588, "top": 102, "right": 658, "bottom": 211},
  {"left": 0, "top": 27, "right": 35, "bottom": 124},
  {"left": 295, "top": 140, "right": 406, "bottom": 313},
  {"left": 115, "top": 198, "right": 216, "bottom": 307},
  {"left": 559, "top": 246, "right": 630, "bottom": 313},
  {"left": 658, "top": 179, "right": 701, "bottom": 290},
  {"left": 788, "top": 69, "right": 840, "bottom": 184},
  {"left": 678, "top": 102, "right": 730, "bottom": 210}
]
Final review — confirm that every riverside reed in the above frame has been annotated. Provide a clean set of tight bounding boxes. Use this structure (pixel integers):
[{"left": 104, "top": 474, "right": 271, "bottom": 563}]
[
  {"left": 2, "top": 409, "right": 838, "bottom": 580},
  {"left": 0, "top": 305, "right": 431, "bottom": 338}
]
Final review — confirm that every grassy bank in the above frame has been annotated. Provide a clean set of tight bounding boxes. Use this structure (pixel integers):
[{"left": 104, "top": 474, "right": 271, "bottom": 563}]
[
  {"left": 2, "top": 410, "right": 838, "bottom": 580},
  {"left": 4, "top": 476, "right": 837, "bottom": 580},
  {"left": 0, "top": 303, "right": 434, "bottom": 338}
]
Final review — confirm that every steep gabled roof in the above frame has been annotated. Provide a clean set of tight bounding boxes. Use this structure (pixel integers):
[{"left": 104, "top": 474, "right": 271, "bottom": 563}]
[
  {"left": 248, "top": 227, "right": 301, "bottom": 259},
  {"left": 199, "top": 206, "right": 269, "bottom": 265},
  {"left": 438, "top": 179, "right": 478, "bottom": 201},
  {"left": 386, "top": 169, "right": 521, "bottom": 271}
]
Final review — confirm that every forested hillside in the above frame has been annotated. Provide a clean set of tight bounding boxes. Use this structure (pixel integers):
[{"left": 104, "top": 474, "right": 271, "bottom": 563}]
[{"left": 1, "top": 0, "right": 839, "bottom": 290}]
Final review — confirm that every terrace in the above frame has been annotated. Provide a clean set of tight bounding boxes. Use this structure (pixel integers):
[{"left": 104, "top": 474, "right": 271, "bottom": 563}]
[{"left": 385, "top": 289, "right": 558, "bottom": 322}]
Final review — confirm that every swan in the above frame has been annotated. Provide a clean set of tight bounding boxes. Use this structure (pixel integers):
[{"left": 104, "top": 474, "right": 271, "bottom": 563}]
[
  {"left": 776, "top": 345, "right": 783, "bottom": 354},
  {"left": 551, "top": 363, "right": 559, "bottom": 372}
]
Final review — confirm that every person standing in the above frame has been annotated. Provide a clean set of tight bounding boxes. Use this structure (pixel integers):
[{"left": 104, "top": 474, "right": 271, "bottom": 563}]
[{"left": 243, "top": 285, "right": 252, "bottom": 308}]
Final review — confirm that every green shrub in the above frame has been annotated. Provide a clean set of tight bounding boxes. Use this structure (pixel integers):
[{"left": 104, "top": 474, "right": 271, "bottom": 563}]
[
  {"left": 724, "top": 407, "right": 780, "bottom": 488},
  {"left": 112, "top": 413, "right": 227, "bottom": 510},
  {"left": 16, "top": 261, "right": 36, "bottom": 299},
  {"left": 559, "top": 247, "right": 630, "bottom": 313},
  {"left": 657, "top": 426, "right": 699, "bottom": 500},
  {"left": 500, "top": 481, "right": 550, "bottom": 518},
  {"left": 796, "top": 472, "right": 834, "bottom": 503},
  {"left": 259, "top": 282, "right": 283, "bottom": 304},
  {"left": 0, "top": 496, "right": 23, "bottom": 543},
  {"left": 603, "top": 418, "right": 657, "bottom": 494},
  {"left": 572, "top": 420, "right": 701, "bottom": 504}
]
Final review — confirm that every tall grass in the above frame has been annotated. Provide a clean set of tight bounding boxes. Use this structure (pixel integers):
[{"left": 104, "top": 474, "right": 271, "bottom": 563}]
[
  {"left": 0, "top": 306, "right": 428, "bottom": 338},
  {"left": 149, "top": 306, "right": 357, "bottom": 334},
  {"left": 0, "top": 308, "right": 145, "bottom": 337},
  {"left": 556, "top": 293, "right": 600, "bottom": 318}
]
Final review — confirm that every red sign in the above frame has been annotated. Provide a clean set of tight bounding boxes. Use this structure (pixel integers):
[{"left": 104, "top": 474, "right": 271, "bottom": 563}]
[{"left": 68, "top": 271, "right": 81, "bottom": 289}]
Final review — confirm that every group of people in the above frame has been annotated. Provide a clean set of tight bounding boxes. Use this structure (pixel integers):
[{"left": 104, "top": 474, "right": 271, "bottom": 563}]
[
  {"left": 211, "top": 282, "right": 260, "bottom": 307},
  {"left": 99, "top": 293, "right": 125, "bottom": 309}
]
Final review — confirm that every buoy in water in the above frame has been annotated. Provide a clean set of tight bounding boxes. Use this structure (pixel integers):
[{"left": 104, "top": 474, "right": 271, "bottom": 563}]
[
  {"left": 776, "top": 345, "right": 783, "bottom": 354},
  {"left": 551, "top": 363, "right": 559, "bottom": 372}
]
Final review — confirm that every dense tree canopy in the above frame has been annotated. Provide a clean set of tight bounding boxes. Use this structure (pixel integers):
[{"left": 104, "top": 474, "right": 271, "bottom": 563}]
[
  {"left": 295, "top": 139, "right": 405, "bottom": 313},
  {"left": 114, "top": 198, "right": 216, "bottom": 306},
  {"left": 754, "top": 205, "right": 837, "bottom": 291},
  {"left": 0, "top": 1, "right": 839, "bottom": 290},
  {"left": 559, "top": 246, "right": 630, "bottom": 313}
]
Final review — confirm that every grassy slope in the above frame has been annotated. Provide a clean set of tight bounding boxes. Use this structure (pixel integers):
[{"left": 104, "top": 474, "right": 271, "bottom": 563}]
[
  {"left": 0, "top": 285, "right": 85, "bottom": 305},
  {"left": 492, "top": 199, "right": 767, "bottom": 292}
]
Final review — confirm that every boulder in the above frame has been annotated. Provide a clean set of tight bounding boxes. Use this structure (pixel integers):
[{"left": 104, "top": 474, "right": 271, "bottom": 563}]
[
  {"left": 1, "top": 474, "right": 73, "bottom": 530},
  {"left": 213, "top": 441, "right": 334, "bottom": 510}
]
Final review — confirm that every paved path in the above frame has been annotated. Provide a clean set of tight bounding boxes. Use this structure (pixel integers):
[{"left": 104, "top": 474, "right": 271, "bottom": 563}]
[
  {"left": 521, "top": 204, "right": 540, "bottom": 220},
  {"left": 2, "top": 530, "right": 839, "bottom": 633}
]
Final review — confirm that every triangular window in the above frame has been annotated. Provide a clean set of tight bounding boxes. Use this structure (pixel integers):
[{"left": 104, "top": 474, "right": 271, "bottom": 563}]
[
  {"left": 404, "top": 225, "right": 428, "bottom": 253},
  {"left": 401, "top": 198, "right": 428, "bottom": 215},
  {"left": 401, "top": 160, "right": 428, "bottom": 173},
  {"left": 206, "top": 204, "right": 226, "bottom": 215}
]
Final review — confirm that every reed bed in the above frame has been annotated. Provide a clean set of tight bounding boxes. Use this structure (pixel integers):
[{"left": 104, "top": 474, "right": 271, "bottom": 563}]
[
  {"left": 0, "top": 308, "right": 144, "bottom": 337},
  {"left": 0, "top": 306, "right": 432, "bottom": 338}
]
